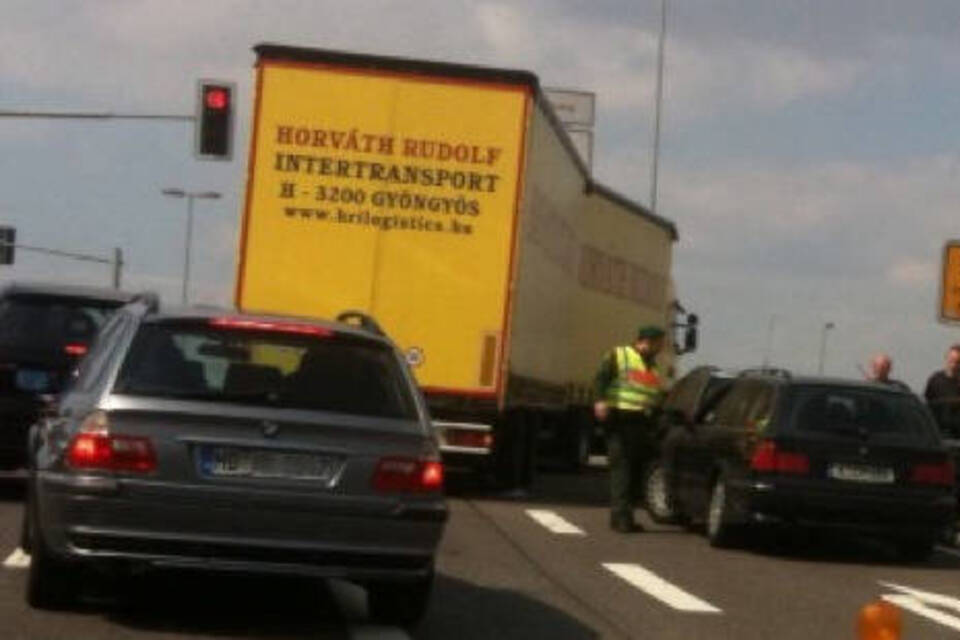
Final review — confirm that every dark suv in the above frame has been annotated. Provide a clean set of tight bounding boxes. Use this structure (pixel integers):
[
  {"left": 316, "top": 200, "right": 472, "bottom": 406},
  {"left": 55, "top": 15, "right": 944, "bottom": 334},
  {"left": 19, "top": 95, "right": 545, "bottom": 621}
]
[
  {"left": 662, "top": 370, "right": 956, "bottom": 560},
  {"left": 0, "top": 282, "right": 137, "bottom": 471},
  {"left": 24, "top": 299, "right": 446, "bottom": 626}
]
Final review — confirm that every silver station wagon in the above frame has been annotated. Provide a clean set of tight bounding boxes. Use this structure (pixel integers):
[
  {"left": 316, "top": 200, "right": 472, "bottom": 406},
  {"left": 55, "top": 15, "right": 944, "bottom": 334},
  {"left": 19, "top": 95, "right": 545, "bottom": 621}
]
[{"left": 23, "top": 297, "right": 446, "bottom": 627}]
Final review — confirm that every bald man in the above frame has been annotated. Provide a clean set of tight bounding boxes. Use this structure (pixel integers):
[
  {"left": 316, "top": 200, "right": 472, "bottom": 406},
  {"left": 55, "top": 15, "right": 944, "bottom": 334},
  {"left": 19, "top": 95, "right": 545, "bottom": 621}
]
[{"left": 867, "top": 353, "right": 909, "bottom": 390}]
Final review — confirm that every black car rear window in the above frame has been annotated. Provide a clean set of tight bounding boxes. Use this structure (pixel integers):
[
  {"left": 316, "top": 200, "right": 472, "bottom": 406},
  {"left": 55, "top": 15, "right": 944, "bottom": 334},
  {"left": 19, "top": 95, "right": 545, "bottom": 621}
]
[
  {"left": 787, "top": 385, "right": 937, "bottom": 443},
  {"left": 0, "top": 294, "right": 119, "bottom": 351},
  {"left": 113, "top": 321, "right": 418, "bottom": 419}
]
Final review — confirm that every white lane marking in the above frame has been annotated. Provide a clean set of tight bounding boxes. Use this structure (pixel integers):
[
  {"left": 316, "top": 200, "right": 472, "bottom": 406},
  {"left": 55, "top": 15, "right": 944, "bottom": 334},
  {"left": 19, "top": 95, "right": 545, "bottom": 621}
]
[
  {"left": 880, "top": 582, "right": 960, "bottom": 631},
  {"left": 603, "top": 563, "right": 721, "bottom": 613},
  {"left": 3, "top": 548, "right": 30, "bottom": 569},
  {"left": 525, "top": 509, "right": 586, "bottom": 536}
]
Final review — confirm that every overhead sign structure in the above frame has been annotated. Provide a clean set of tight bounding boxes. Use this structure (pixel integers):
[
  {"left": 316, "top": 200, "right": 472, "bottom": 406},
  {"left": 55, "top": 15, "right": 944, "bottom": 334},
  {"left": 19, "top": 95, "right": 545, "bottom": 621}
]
[
  {"left": 544, "top": 88, "right": 596, "bottom": 127},
  {"left": 939, "top": 240, "right": 960, "bottom": 323},
  {"left": 544, "top": 88, "right": 596, "bottom": 172}
]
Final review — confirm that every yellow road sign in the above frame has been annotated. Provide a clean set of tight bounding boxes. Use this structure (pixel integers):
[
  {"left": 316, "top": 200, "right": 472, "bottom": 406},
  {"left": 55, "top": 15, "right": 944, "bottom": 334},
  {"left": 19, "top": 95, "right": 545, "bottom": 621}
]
[{"left": 940, "top": 241, "right": 960, "bottom": 322}]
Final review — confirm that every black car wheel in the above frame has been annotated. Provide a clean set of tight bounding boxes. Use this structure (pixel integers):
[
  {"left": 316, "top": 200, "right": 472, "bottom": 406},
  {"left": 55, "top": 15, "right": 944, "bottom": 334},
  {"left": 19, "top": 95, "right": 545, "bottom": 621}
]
[
  {"left": 895, "top": 537, "right": 936, "bottom": 563},
  {"left": 706, "top": 475, "right": 740, "bottom": 548},
  {"left": 367, "top": 571, "right": 434, "bottom": 628},
  {"left": 644, "top": 460, "right": 678, "bottom": 524},
  {"left": 25, "top": 507, "right": 78, "bottom": 610}
]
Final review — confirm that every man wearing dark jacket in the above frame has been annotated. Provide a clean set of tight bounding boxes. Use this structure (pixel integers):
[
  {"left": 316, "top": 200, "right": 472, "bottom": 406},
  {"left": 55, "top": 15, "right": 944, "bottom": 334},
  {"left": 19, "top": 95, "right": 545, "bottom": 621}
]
[{"left": 925, "top": 345, "right": 960, "bottom": 438}]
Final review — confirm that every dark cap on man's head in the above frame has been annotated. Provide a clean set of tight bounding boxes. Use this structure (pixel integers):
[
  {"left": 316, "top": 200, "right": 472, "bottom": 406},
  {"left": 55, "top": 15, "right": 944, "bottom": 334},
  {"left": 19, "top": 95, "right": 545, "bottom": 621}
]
[{"left": 636, "top": 325, "right": 666, "bottom": 340}]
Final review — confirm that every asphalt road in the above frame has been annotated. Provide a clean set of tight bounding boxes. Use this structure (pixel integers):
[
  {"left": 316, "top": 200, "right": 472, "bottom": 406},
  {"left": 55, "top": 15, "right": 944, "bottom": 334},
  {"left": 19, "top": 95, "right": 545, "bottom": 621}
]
[{"left": 3, "top": 465, "right": 960, "bottom": 639}]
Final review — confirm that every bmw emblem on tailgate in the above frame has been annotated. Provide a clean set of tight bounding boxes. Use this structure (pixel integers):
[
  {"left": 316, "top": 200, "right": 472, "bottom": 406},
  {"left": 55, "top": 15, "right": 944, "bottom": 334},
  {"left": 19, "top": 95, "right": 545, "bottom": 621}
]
[{"left": 262, "top": 421, "right": 280, "bottom": 438}]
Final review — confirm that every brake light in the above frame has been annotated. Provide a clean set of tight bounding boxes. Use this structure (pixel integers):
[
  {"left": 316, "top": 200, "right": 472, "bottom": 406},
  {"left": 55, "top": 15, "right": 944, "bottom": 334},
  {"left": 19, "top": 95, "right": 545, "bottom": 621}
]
[
  {"left": 373, "top": 457, "right": 444, "bottom": 492},
  {"left": 445, "top": 429, "right": 494, "bottom": 450},
  {"left": 209, "top": 317, "right": 333, "bottom": 337},
  {"left": 64, "top": 343, "right": 88, "bottom": 357},
  {"left": 750, "top": 441, "right": 810, "bottom": 475},
  {"left": 65, "top": 411, "right": 156, "bottom": 473},
  {"left": 910, "top": 460, "right": 955, "bottom": 487}
]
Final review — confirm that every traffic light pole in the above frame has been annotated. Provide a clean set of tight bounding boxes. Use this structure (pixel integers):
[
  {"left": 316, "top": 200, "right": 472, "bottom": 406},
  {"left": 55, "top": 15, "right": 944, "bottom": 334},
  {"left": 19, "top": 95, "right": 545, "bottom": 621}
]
[
  {"left": 0, "top": 110, "right": 193, "bottom": 121},
  {"left": 0, "top": 241, "right": 124, "bottom": 289}
]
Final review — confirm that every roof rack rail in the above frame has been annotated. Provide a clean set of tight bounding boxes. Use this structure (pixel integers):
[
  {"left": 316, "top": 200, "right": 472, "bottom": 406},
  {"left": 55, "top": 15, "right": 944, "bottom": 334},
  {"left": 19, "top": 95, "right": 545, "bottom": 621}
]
[
  {"left": 739, "top": 367, "right": 792, "bottom": 379},
  {"left": 336, "top": 310, "right": 385, "bottom": 336},
  {"left": 127, "top": 292, "right": 160, "bottom": 313}
]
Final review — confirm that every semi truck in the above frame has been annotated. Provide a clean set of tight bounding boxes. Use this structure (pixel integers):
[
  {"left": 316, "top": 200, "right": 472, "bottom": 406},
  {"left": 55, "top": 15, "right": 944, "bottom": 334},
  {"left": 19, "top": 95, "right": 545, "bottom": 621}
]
[{"left": 235, "top": 44, "right": 697, "bottom": 486}]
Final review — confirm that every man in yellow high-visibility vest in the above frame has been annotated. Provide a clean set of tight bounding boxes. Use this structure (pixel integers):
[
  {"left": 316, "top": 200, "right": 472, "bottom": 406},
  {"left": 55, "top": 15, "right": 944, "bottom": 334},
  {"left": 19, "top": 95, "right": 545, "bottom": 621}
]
[{"left": 593, "top": 325, "right": 668, "bottom": 533}]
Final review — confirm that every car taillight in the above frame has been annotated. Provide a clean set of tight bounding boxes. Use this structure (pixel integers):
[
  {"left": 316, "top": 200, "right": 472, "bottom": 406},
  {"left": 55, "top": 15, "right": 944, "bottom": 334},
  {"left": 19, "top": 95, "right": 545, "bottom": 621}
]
[
  {"left": 750, "top": 440, "right": 810, "bottom": 475},
  {"left": 446, "top": 429, "right": 494, "bottom": 450},
  {"left": 909, "top": 460, "right": 955, "bottom": 487},
  {"left": 373, "top": 457, "right": 444, "bottom": 492},
  {"left": 64, "top": 343, "right": 88, "bottom": 357},
  {"left": 65, "top": 411, "right": 156, "bottom": 473}
]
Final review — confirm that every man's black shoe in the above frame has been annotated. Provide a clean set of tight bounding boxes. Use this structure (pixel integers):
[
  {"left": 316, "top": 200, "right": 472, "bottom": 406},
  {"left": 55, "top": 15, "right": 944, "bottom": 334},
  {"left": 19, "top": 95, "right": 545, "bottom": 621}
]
[{"left": 611, "top": 520, "right": 644, "bottom": 534}]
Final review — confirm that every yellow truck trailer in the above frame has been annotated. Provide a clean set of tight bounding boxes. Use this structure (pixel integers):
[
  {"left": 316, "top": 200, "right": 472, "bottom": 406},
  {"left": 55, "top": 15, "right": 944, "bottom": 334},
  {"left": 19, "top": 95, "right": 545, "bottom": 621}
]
[{"left": 236, "top": 44, "right": 697, "bottom": 486}]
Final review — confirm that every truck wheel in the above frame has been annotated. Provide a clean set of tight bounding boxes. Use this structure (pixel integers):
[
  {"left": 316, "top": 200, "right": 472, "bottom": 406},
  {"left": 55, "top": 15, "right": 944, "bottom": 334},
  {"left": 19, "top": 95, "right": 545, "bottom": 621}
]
[
  {"left": 644, "top": 460, "right": 677, "bottom": 524},
  {"left": 563, "top": 414, "right": 591, "bottom": 473},
  {"left": 367, "top": 571, "right": 434, "bottom": 629},
  {"left": 494, "top": 411, "right": 536, "bottom": 492}
]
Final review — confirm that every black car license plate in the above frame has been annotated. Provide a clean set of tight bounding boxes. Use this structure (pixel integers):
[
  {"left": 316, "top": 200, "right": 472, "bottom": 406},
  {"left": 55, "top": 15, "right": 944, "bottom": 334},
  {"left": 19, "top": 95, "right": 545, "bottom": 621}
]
[
  {"left": 199, "top": 446, "right": 337, "bottom": 481},
  {"left": 827, "top": 463, "right": 894, "bottom": 484}
]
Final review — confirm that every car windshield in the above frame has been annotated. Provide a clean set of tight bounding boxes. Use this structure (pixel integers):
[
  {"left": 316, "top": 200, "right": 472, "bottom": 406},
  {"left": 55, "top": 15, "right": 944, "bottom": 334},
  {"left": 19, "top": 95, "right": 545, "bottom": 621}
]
[
  {"left": 787, "top": 385, "right": 937, "bottom": 443},
  {"left": 113, "top": 321, "right": 418, "bottom": 419},
  {"left": 0, "top": 294, "right": 119, "bottom": 351}
]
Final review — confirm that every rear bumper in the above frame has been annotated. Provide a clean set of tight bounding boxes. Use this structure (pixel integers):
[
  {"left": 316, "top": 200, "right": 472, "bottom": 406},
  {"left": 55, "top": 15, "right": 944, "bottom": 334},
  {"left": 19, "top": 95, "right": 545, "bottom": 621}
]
[
  {"left": 727, "top": 477, "right": 956, "bottom": 538},
  {"left": 36, "top": 472, "right": 445, "bottom": 582}
]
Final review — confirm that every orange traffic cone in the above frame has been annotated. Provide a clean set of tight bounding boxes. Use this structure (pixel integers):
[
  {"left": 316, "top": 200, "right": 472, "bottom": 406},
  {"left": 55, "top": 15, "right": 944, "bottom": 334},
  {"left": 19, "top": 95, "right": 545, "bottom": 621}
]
[{"left": 858, "top": 600, "right": 901, "bottom": 640}]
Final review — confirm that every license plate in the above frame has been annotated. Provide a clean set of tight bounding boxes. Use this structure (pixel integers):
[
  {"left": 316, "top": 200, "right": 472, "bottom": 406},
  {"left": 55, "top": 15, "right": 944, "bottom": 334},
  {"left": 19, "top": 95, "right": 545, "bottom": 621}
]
[
  {"left": 15, "top": 369, "right": 52, "bottom": 393},
  {"left": 199, "top": 447, "right": 337, "bottom": 481},
  {"left": 828, "top": 463, "right": 895, "bottom": 484}
]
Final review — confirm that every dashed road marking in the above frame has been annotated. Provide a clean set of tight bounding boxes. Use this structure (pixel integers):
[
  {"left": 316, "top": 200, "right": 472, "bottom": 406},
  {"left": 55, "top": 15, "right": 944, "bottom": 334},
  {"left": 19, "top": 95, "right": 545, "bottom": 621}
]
[
  {"left": 603, "top": 563, "right": 722, "bottom": 613},
  {"left": 3, "top": 548, "right": 30, "bottom": 569},
  {"left": 881, "top": 582, "right": 960, "bottom": 632},
  {"left": 525, "top": 509, "right": 586, "bottom": 536}
]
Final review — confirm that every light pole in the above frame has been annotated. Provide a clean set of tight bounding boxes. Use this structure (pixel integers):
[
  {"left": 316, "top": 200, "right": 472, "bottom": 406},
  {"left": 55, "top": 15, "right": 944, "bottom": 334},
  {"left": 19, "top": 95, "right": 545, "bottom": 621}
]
[
  {"left": 161, "top": 188, "right": 221, "bottom": 305},
  {"left": 762, "top": 314, "right": 777, "bottom": 368},
  {"left": 649, "top": 0, "right": 668, "bottom": 215},
  {"left": 818, "top": 321, "right": 835, "bottom": 375}
]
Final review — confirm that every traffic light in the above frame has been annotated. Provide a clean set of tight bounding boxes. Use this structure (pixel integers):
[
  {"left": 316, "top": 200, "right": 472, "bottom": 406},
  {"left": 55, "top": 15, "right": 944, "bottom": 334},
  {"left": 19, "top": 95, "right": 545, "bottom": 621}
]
[
  {"left": 0, "top": 226, "right": 16, "bottom": 265},
  {"left": 195, "top": 81, "right": 234, "bottom": 160}
]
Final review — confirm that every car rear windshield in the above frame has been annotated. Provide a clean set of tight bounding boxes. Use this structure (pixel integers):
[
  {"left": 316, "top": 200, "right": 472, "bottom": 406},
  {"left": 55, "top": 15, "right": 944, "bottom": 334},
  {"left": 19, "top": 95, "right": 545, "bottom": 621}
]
[
  {"left": 787, "top": 385, "right": 938, "bottom": 443},
  {"left": 113, "top": 321, "right": 418, "bottom": 419},
  {"left": 0, "top": 294, "right": 120, "bottom": 351}
]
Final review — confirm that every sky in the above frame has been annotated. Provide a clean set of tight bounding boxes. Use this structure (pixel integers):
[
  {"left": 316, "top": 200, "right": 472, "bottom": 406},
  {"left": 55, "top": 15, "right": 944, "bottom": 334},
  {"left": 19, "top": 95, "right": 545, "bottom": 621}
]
[{"left": 2, "top": 0, "right": 959, "bottom": 390}]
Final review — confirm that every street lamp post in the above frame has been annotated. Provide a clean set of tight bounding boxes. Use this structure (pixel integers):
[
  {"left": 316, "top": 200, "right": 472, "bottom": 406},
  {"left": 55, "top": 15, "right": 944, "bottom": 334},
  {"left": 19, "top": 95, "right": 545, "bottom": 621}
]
[
  {"left": 161, "top": 188, "right": 221, "bottom": 305},
  {"left": 818, "top": 322, "right": 835, "bottom": 375}
]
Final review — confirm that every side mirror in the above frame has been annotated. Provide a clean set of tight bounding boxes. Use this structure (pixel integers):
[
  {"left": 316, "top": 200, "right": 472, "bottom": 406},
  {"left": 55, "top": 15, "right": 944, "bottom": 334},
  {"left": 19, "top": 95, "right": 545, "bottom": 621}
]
[{"left": 683, "top": 314, "right": 699, "bottom": 354}]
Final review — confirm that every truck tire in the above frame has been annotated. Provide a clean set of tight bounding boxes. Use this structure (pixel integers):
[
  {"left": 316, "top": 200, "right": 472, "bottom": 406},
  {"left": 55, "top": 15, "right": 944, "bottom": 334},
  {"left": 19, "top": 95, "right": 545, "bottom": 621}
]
[
  {"left": 562, "top": 412, "right": 592, "bottom": 473},
  {"left": 494, "top": 411, "right": 536, "bottom": 492}
]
